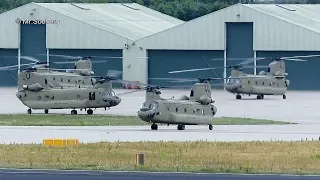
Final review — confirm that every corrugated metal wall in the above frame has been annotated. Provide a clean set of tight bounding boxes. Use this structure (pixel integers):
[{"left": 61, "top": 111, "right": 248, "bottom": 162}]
[
  {"left": 137, "top": 4, "right": 320, "bottom": 51},
  {"left": 256, "top": 51, "right": 320, "bottom": 90},
  {"left": 0, "top": 49, "right": 18, "bottom": 86},
  {"left": 147, "top": 50, "right": 224, "bottom": 88},
  {"left": 0, "top": 3, "right": 129, "bottom": 49}
]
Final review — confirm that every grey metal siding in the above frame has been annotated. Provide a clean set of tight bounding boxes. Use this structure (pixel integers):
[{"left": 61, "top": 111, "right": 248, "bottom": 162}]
[
  {"left": 48, "top": 49, "right": 123, "bottom": 83},
  {"left": 256, "top": 51, "right": 320, "bottom": 90},
  {"left": 20, "top": 24, "right": 47, "bottom": 65},
  {"left": 148, "top": 50, "right": 224, "bottom": 88},
  {"left": 0, "top": 49, "right": 18, "bottom": 86},
  {"left": 226, "top": 22, "right": 254, "bottom": 77}
]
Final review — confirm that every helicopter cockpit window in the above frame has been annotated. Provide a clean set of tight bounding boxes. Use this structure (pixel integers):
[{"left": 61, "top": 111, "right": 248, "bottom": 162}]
[
  {"left": 108, "top": 90, "right": 116, "bottom": 96},
  {"left": 150, "top": 103, "right": 158, "bottom": 110},
  {"left": 141, "top": 102, "right": 148, "bottom": 108},
  {"left": 227, "top": 77, "right": 240, "bottom": 84}
]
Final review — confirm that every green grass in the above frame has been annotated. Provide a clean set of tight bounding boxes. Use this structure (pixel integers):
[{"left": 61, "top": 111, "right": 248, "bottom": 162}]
[
  {"left": 0, "top": 114, "right": 294, "bottom": 126},
  {"left": 0, "top": 141, "right": 319, "bottom": 175}
]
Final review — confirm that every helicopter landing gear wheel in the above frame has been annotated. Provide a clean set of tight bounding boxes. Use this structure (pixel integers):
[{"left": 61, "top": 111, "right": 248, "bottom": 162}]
[
  {"left": 87, "top": 109, "right": 93, "bottom": 115},
  {"left": 236, "top": 94, "right": 241, "bottom": 100},
  {"left": 257, "top": 95, "right": 264, "bottom": 99},
  {"left": 44, "top": 109, "right": 49, "bottom": 114},
  {"left": 71, "top": 109, "right": 77, "bottom": 115},
  {"left": 209, "top": 124, "right": 213, "bottom": 130},
  {"left": 151, "top": 123, "right": 158, "bottom": 130},
  {"left": 27, "top": 109, "right": 32, "bottom": 114},
  {"left": 283, "top": 95, "right": 286, "bottom": 99},
  {"left": 177, "top": 124, "right": 185, "bottom": 130}
]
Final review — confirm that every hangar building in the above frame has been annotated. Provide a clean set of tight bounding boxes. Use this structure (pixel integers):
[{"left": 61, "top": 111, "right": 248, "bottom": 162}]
[
  {"left": 134, "top": 3, "right": 320, "bottom": 90},
  {"left": 0, "top": 2, "right": 184, "bottom": 86}
]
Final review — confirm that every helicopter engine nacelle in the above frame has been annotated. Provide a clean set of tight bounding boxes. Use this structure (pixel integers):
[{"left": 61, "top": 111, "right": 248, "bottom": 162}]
[
  {"left": 199, "top": 95, "right": 213, "bottom": 105},
  {"left": 22, "top": 83, "right": 43, "bottom": 91},
  {"left": 275, "top": 71, "right": 284, "bottom": 76},
  {"left": 259, "top": 71, "right": 267, "bottom": 75},
  {"left": 79, "top": 70, "right": 94, "bottom": 76},
  {"left": 179, "top": 95, "right": 189, "bottom": 100}
]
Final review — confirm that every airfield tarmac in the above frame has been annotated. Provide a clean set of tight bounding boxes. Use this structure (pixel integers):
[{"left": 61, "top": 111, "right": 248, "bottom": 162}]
[{"left": 0, "top": 87, "right": 320, "bottom": 144}]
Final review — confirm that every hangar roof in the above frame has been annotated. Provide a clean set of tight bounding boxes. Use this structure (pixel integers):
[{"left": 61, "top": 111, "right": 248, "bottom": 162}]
[
  {"left": 243, "top": 4, "right": 320, "bottom": 34},
  {"left": 36, "top": 3, "right": 185, "bottom": 41}
]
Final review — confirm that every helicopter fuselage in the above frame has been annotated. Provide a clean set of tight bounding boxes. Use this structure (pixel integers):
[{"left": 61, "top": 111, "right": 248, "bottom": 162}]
[
  {"left": 15, "top": 87, "right": 121, "bottom": 110},
  {"left": 18, "top": 70, "right": 95, "bottom": 91},
  {"left": 138, "top": 99, "right": 217, "bottom": 125},
  {"left": 224, "top": 75, "right": 289, "bottom": 96}
]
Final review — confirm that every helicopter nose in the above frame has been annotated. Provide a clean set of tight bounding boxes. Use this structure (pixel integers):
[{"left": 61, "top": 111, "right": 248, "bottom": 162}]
[
  {"left": 224, "top": 84, "right": 241, "bottom": 93},
  {"left": 104, "top": 96, "right": 121, "bottom": 106},
  {"left": 16, "top": 92, "right": 24, "bottom": 99},
  {"left": 137, "top": 108, "right": 156, "bottom": 122}
]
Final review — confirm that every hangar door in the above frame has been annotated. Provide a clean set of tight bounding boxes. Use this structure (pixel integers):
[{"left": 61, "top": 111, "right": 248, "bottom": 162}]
[
  {"left": 148, "top": 50, "right": 224, "bottom": 88},
  {"left": 0, "top": 49, "right": 18, "bottom": 86},
  {"left": 20, "top": 24, "right": 47, "bottom": 71},
  {"left": 226, "top": 22, "right": 254, "bottom": 77},
  {"left": 257, "top": 51, "right": 320, "bottom": 90},
  {"left": 48, "top": 49, "right": 123, "bottom": 87}
]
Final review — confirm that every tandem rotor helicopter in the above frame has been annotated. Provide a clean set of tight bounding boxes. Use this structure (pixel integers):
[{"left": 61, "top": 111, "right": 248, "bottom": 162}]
[
  {"left": 15, "top": 69, "right": 130, "bottom": 115},
  {"left": 168, "top": 55, "right": 320, "bottom": 100},
  {"left": 121, "top": 78, "right": 223, "bottom": 131},
  {"left": 0, "top": 54, "right": 125, "bottom": 90},
  {"left": 0, "top": 54, "right": 147, "bottom": 115}
]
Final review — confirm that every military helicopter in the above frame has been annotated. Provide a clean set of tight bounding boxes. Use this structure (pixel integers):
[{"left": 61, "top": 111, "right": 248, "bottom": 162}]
[
  {"left": 15, "top": 69, "right": 130, "bottom": 115},
  {"left": 0, "top": 54, "right": 123, "bottom": 90},
  {"left": 124, "top": 78, "right": 222, "bottom": 131},
  {"left": 168, "top": 55, "right": 320, "bottom": 100}
]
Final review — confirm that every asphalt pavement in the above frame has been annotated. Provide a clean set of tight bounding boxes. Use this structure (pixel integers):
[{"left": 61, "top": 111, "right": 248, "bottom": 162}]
[{"left": 1, "top": 169, "right": 320, "bottom": 180}]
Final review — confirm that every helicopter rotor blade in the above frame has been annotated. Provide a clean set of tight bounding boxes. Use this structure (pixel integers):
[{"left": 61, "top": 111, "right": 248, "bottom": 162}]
[
  {"left": 0, "top": 62, "right": 37, "bottom": 70},
  {"left": 38, "top": 53, "right": 149, "bottom": 60},
  {"left": 168, "top": 67, "right": 224, "bottom": 74},
  {"left": 115, "top": 89, "right": 146, "bottom": 96},
  {"left": 0, "top": 56, "right": 42, "bottom": 63},
  {"left": 167, "top": 64, "right": 268, "bottom": 74},
  {"left": 237, "top": 54, "right": 320, "bottom": 65},
  {"left": 37, "top": 54, "right": 83, "bottom": 59},
  {"left": 280, "top": 58, "right": 306, "bottom": 61},
  {"left": 0, "top": 68, "right": 19, "bottom": 71},
  {"left": 281, "top": 54, "right": 320, "bottom": 59},
  {"left": 106, "top": 70, "right": 122, "bottom": 78},
  {"left": 20, "top": 56, "right": 42, "bottom": 63}
]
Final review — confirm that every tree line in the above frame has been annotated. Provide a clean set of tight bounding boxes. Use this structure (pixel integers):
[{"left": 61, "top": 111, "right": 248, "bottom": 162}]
[{"left": 0, "top": 0, "right": 319, "bottom": 21}]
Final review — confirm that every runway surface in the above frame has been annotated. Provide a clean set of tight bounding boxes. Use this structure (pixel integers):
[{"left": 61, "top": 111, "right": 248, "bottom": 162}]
[
  {"left": 1, "top": 124, "right": 320, "bottom": 144},
  {"left": 1, "top": 169, "right": 320, "bottom": 180},
  {"left": 1, "top": 88, "right": 320, "bottom": 144}
]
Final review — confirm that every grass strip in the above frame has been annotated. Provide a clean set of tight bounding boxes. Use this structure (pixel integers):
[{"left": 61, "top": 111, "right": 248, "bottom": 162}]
[
  {"left": 0, "top": 114, "right": 293, "bottom": 126},
  {"left": 0, "top": 141, "right": 319, "bottom": 175}
]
